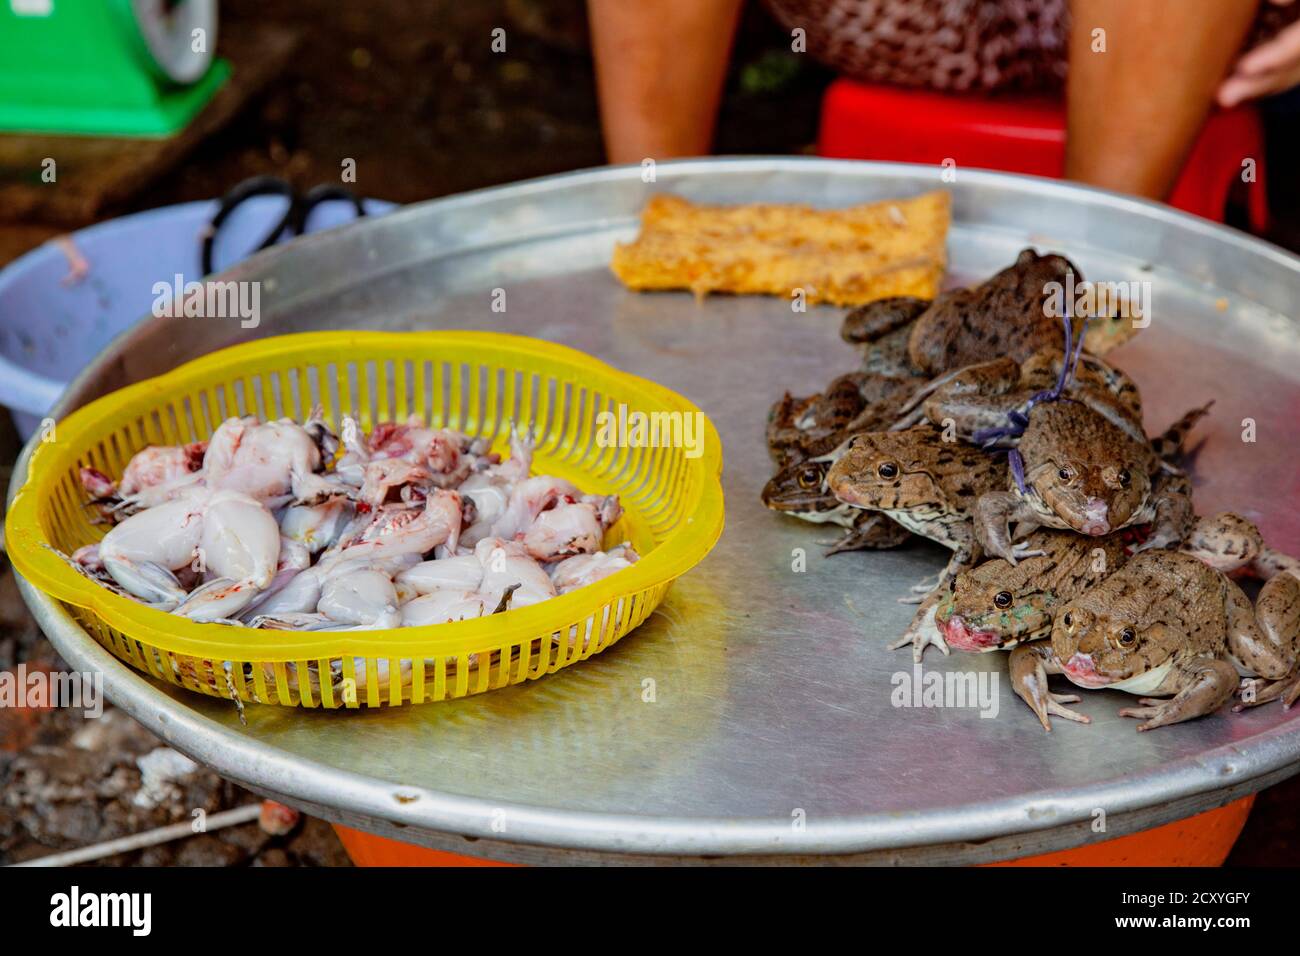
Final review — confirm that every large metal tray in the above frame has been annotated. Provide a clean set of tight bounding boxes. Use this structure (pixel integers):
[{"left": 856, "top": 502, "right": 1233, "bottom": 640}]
[{"left": 13, "top": 159, "right": 1300, "bottom": 863}]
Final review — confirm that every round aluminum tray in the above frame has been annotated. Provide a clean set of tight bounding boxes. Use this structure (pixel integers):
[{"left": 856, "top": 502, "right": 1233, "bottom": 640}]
[{"left": 13, "top": 158, "right": 1300, "bottom": 863}]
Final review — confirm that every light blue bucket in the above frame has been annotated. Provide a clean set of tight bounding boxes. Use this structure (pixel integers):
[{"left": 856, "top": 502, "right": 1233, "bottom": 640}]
[{"left": 0, "top": 196, "right": 394, "bottom": 438}]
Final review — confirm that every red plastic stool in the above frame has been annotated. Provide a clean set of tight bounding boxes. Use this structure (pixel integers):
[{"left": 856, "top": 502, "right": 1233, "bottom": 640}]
[{"left": 818, "top": 79, "right": 1268, "bottom": 229}]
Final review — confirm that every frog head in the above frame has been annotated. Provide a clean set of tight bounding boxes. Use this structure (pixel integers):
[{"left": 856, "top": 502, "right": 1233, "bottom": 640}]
[
  {"left": 825, "top": 428, "right": 946, "bottom": 511},
  {"left": 1050, "top": 597, "right": 1177, "bottom": 689},
  {"left": 1022, "top": 404, "right": 1151, "bottom": 536},
  {"left": 761, "top": 457, "right": 854, "bottom": 525},
  {"left": 934, "top": 556, "right": 1058, "bottom": 652}
]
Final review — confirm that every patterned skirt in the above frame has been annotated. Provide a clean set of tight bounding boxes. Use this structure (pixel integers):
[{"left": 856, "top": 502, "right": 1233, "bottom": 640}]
[{"left": 762, "top": 0, "right": 1300, "bottom": 93}]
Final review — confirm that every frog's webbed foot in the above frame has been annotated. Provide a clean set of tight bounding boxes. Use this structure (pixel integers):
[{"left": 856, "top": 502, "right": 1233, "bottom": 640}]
[
  {"left": 1131, "top": 529, "right": 1177, "bottom": 554},
  {"left": 886, "top": 626, "right": 950, "bottom": 662},
  {"left": 1233, "top": 674, "right": 1300, "bottom": 711},
  {"left": 1010, "top": 541, "right": 1047, "bottom": 562},
  {"left": 823, "top": 532, "right": 866, "bottom": 556},
  {"left": 1118, "top": 659, "right": 1237, "bottom": 730},
  {"left": 1131, "top": 485, "right": 1194, "bottom": 554},
  {"left": 975, "top": 492, "right": 1036, "bottom": 564},
  {"left": 899, "top": 569, "right": 945, "bottom": 602},
  {"left": 898, "top": 555, "right": 966, "bottom": 603},
  {"left": 888, "top": 404, "right": 929, "bottom": 431},
  {"left": 1009, "top": 642, "right": 1090, "bottom": 732},
  {"left": 1039, "top": 693, "right": 1089, "bottom": 731},
  {"left": 823, "top": 514, "right": 912, "bottom": 556},
  {"left": 887, "top": 592, "right": 949, "bottom": 662},
  {"left": 900, "top": 546, "right": 975, "bottom": 605}
]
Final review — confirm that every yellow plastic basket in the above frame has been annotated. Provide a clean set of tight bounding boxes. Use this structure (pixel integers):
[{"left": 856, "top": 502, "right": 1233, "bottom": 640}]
[{"left": 5, "top": 331, "right": 725, "bottom": 708}]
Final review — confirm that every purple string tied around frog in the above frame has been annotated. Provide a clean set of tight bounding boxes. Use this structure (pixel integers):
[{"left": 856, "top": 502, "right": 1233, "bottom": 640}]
[{"left": 971, "top": 293, "right": 1089, "bottom": 494}]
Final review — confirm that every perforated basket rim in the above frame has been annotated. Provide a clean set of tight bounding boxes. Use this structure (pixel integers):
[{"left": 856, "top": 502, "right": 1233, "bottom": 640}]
[{"left": 5, "top": 330, "right": 725, "bottom": 663}]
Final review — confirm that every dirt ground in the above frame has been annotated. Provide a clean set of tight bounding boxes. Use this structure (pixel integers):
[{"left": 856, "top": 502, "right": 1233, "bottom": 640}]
[{"left": 2, "top": 0, "right": 1299, "bottom": 866}]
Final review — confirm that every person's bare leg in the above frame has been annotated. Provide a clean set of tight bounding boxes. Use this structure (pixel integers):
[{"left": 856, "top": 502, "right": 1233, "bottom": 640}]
[
  {"left": 587, "top": 0, "right": 743, "bottom": 163},
  {"left": 1066, "top": 0, "right": 1259, "bottom": 199}
]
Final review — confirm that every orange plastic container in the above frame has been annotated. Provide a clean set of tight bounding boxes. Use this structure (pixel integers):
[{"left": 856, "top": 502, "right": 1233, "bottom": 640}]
[
  {"left": 335, "top": 797, "right": 1253, "bottom": 866},
  {"left": 989, "top": 796, "right": 1254, "bottom": 867},
  {"left": 332, "top": 825, "right": 516, "bottom": 867}
]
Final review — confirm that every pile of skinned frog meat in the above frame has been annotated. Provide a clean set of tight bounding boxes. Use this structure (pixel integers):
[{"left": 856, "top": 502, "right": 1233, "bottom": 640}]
[
  {"left": 763, "top": 247, "right": 1300, "bottom": 732},
  {"left": 68, "top": 413, "right": 638, "bottom": 633}
]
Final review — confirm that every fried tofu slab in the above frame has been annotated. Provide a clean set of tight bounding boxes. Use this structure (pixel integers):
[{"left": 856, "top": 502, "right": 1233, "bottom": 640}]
[{"left": 610, "top": 190, "right": 950, "bottom": 307}]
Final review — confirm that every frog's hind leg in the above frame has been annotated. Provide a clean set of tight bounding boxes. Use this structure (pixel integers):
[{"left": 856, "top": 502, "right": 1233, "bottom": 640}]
[
  {"left": 1076, "top": 353, "right": 1144, "bottom": 420},
  {"left": 841, "top": 296, "right": 929, "bottom": 345},
  {"left": 823, "top": 513, "right": 912, "bottom": 556},
  {"left": 891, "top": 357, "right": 1021, "bottom": 429},
  {"left": 1233, "top": 572, "right": 1300, "bottom": 710},
  {"left": 1254, "top": 548, "right": 1300, "bottom": 580},
  {"left": 1009, "top": 642, "right": 1090, "bottom": 732},
  {"left": 1182, "top": 511, "right": 1262, "bottom": 574},
  {"left": 1226, "top": 575, "right": 1295, "bottom": 680},
  {"left": 920, "top": 393, "right": 1032, "bottom": 444},
  {"left": 1149, "top": 400, "right": 1214, "bottom": 466},
  {"left": 1118, "top": 658, "right": 1239, "bottom": 730},
  {"left": 1185, "top": 511, "right": 1300, "bottom": 580}
]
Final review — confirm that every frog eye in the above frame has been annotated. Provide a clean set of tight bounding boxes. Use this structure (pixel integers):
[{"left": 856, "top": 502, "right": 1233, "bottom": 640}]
[
  {"left": 993, "top": 590, "right": 1013, "bottom": 609},
  {"left": 797, "top": 466, "right": 821, "bottom": 488},
  {"left": 1118, "top": 627, "right": 1137, "bottom": 647},
  {"left": 877, "top": 461, "right": 899, "bottom": 480},
  {"left": 1057, "top": 466, "right": 1075, "bottom": 483},
  {"left": 1062, "top": 612, "right": 1074, "bottom": 629},
  {"left": 1117, "top": 468, "right": 1131, "bottom": 488}
]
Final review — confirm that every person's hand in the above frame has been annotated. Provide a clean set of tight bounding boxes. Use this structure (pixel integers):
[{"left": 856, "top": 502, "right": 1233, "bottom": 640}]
[{"left": 1219, "top": 0, "right": 1300, "bottom": 107}]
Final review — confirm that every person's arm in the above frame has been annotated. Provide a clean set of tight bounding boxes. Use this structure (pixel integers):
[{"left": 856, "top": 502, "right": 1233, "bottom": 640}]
[
  {"left": 587, "top": 0, "right": 743, "bottom": 164},
  {"left": 1219, "top": 7, "right": 1300, "bottom": 106},
  {"left": 1065, "top": 0, "right": 1258, "bottom": 200}
]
